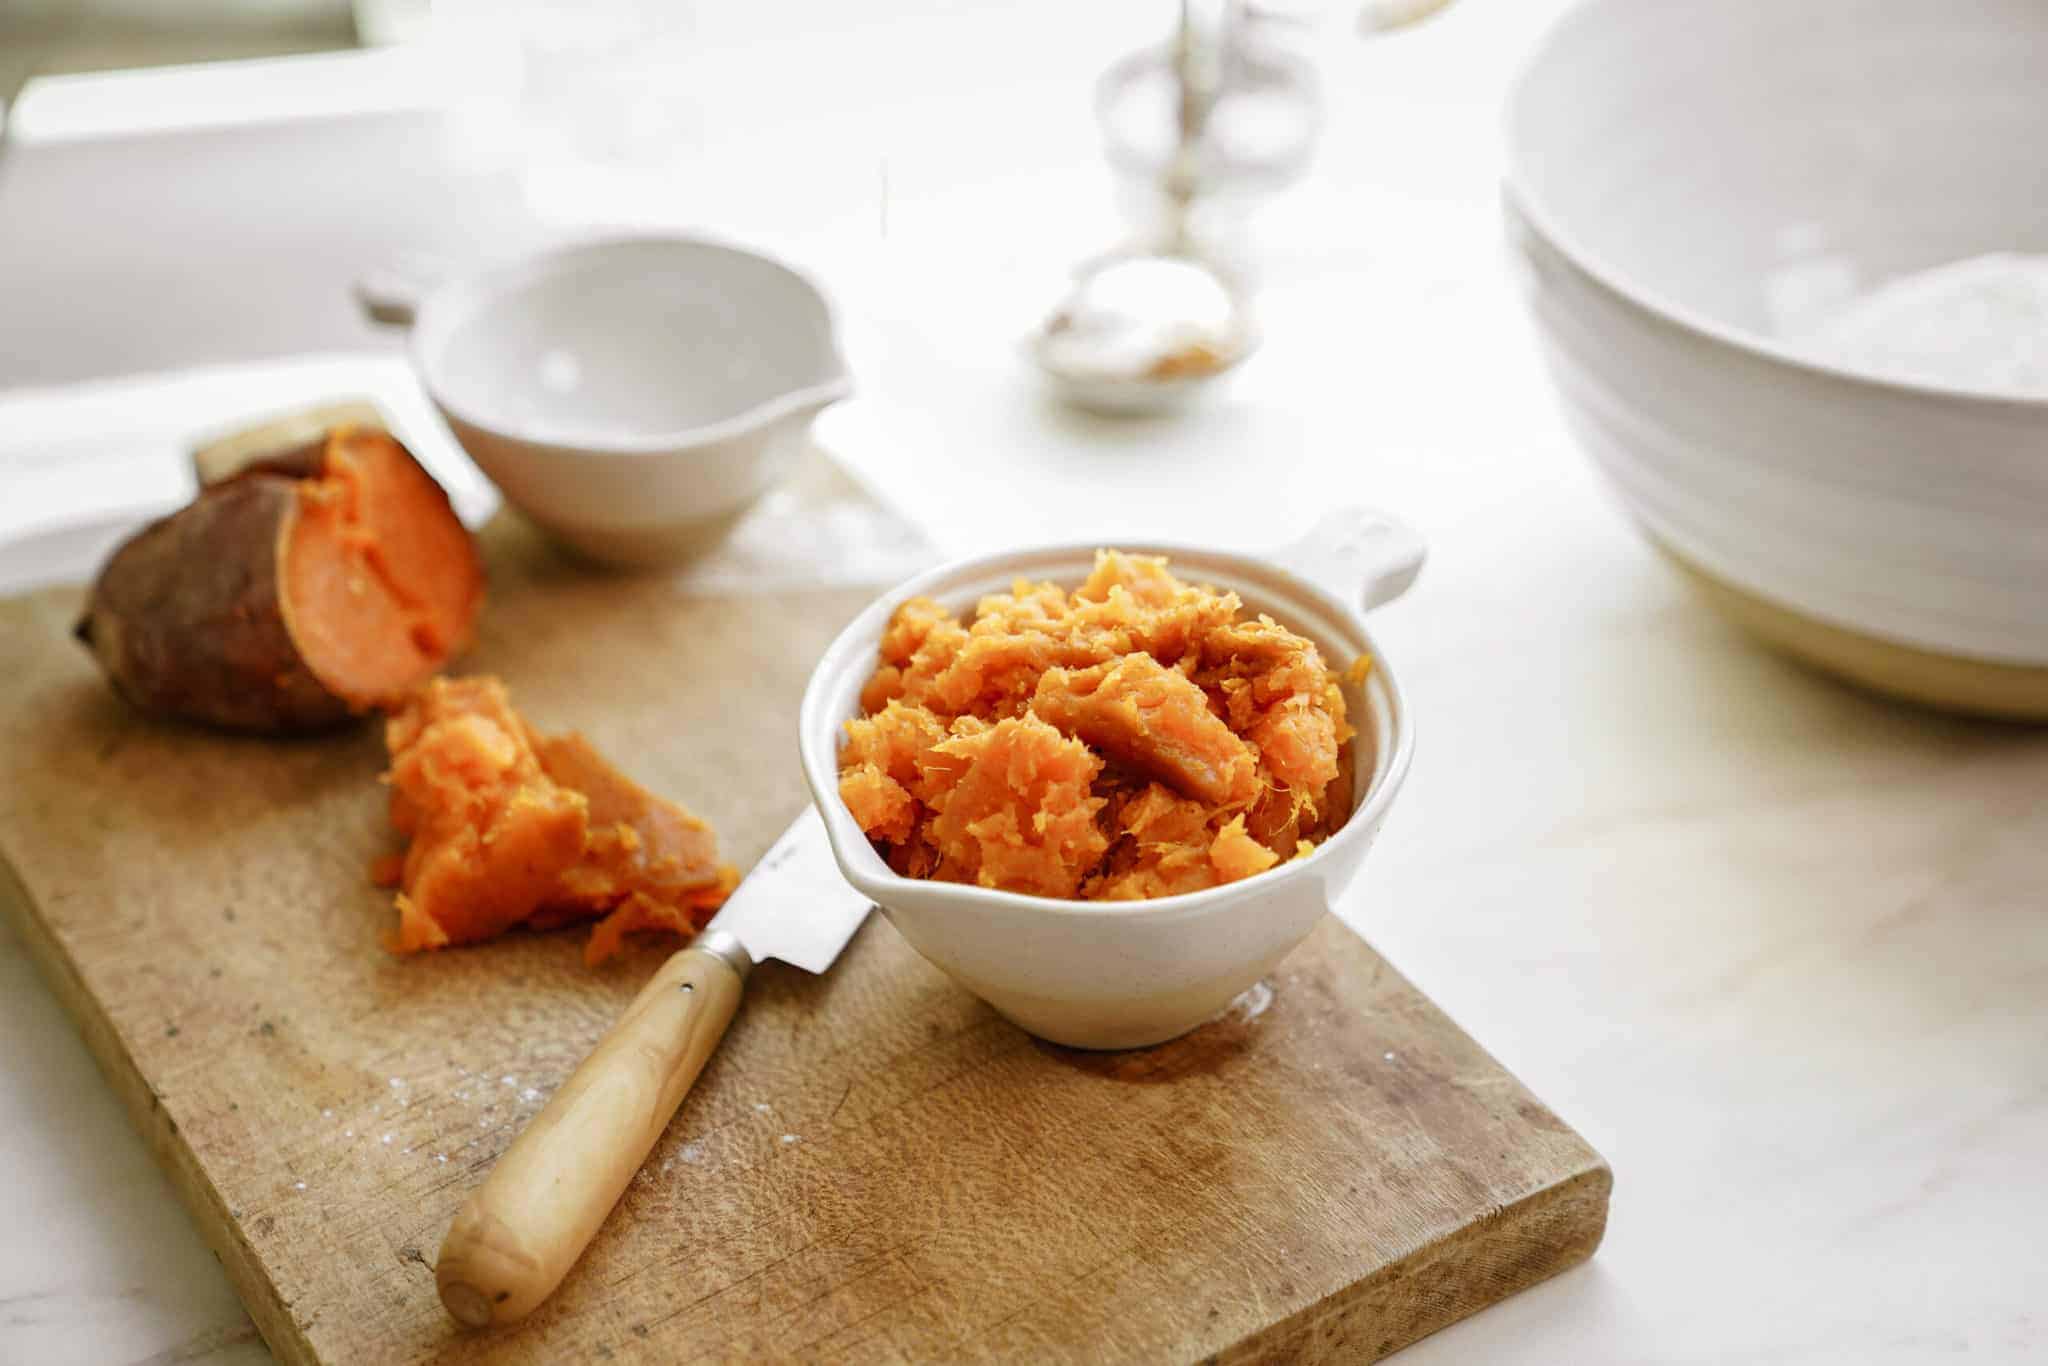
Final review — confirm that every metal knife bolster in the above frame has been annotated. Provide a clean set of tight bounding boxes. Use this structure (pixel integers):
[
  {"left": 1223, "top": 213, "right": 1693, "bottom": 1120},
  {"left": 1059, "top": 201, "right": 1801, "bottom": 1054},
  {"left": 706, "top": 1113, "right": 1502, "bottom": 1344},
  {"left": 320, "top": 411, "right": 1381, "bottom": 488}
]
[{"left": 693, "top": 928, "right": 754, "bottom": 979}]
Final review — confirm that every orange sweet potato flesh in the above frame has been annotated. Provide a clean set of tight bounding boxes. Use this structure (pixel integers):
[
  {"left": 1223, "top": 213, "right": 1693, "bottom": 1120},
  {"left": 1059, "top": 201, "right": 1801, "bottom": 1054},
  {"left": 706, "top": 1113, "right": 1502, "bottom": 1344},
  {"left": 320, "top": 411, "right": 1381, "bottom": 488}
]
[
  {"left": 837, "top": 550, "right": 1360, "bottom": 901},
  {"left": 378, "top": 677, "right": 738, "bottom": 965},
  {"left": 383, "top": 679, "right": 589, "bottom": 952},
  {"left": 1032, "top": 655, "right": 1258, "bottom": 807},
  {"left": 921, "top": 715, "right": 1108, "bottom": 898},
  {"left": 281, "top": 426, "right": 485, "bottom": 709},
  {"left": 75, "top": 423, "right": 484, "bottom": 733}
]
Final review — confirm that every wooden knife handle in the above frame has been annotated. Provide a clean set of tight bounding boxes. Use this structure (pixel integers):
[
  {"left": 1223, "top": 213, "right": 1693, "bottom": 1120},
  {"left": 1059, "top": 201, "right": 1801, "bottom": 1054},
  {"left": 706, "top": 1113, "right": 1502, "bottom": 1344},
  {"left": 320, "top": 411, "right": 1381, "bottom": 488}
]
[{"left": 436, "top": 938, "right": 747, "bottom": 1327}]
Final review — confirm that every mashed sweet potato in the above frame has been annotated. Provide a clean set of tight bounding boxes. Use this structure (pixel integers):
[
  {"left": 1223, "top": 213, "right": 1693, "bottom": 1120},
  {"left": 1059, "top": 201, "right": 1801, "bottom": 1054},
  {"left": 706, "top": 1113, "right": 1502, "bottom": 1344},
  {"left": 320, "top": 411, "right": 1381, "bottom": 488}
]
[
  {"left": 837, "top": 551, "right": 1359, "bottom": 900},
  {"left": 376, "top": 676, "right": 738, "bottom": 964}
]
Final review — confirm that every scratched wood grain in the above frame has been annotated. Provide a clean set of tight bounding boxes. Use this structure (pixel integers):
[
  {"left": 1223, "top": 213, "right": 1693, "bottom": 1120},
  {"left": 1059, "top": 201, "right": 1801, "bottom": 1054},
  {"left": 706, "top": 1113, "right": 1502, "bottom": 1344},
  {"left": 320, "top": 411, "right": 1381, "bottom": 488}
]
[{"left": 0, "top": 497, "right": 1608, "bottom": 1363}]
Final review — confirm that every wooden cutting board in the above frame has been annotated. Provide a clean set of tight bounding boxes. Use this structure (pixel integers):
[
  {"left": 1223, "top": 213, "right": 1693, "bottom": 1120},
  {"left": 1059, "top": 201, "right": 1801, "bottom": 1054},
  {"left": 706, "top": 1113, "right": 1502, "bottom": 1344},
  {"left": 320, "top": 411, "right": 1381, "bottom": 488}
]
[{"left": 0, "top": 475, "right": 1609, "bottom": 1364}]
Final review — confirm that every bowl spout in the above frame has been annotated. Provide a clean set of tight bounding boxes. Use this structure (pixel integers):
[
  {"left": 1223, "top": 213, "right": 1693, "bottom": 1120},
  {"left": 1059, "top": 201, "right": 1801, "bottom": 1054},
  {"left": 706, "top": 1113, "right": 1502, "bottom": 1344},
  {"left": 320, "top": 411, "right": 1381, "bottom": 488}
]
[{"left": 774, "top": 375, "right": 853, "bottom": 428}]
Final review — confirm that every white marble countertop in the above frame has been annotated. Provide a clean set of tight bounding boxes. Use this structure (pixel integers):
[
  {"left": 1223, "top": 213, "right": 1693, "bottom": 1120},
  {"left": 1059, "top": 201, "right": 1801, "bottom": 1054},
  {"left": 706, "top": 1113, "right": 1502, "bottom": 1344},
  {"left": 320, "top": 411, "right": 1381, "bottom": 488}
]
[{"left": 3, "top": 5, "right": 2045, "bottom": 1363}]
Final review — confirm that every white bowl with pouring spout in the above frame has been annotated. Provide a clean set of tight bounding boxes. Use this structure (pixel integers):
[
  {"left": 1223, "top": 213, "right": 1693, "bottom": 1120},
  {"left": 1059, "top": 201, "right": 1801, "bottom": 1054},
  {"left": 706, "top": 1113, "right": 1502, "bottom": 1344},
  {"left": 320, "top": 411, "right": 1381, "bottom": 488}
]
[
  {"left": 798, "top": 508, "right": 1424, "bottom": 1050},
  {"left": 361, "top": 235, "right": 852, "bottom": 567}
]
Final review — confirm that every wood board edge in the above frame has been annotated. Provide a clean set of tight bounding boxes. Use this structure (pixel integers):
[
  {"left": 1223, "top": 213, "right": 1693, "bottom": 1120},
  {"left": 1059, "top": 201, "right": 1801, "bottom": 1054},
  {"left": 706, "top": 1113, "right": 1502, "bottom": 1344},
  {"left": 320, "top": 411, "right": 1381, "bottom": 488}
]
[
  {"left": 0, "top": 851, "right": 318, "bottom": 1366},
  {"left": 1218, "top": 1158, "right": 1612, "bottom": 1364}
]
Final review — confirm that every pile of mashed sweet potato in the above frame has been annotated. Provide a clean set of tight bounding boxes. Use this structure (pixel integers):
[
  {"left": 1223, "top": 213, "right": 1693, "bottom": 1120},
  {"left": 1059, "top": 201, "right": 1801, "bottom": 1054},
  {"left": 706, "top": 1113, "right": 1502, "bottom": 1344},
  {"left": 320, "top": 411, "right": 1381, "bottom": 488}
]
[
  {"left": 837, "top": 550, "right": 1360, "bottom": 900},
  {"left": 375, "top": 676, "right": 738, "bottom": 965}
]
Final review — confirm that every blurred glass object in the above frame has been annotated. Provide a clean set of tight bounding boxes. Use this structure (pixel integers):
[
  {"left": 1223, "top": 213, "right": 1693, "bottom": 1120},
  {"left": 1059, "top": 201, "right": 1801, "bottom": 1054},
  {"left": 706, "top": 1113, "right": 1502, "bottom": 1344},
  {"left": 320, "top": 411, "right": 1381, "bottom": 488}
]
[
  {"left": 1096, "top": 0, "right": 1320, "bottom": 243},
  {"left": 1355, "top": 0, "right": 1455, "bottom": 35},
  {"left": 433, "top": 0, "right": 700, "bottom": 226},
  {"left": 1035, "top": 1, "right": 1285, "bottom": 411},
  {"left": 1240, "top": 0, "right": 1457, "bottom": 33}
]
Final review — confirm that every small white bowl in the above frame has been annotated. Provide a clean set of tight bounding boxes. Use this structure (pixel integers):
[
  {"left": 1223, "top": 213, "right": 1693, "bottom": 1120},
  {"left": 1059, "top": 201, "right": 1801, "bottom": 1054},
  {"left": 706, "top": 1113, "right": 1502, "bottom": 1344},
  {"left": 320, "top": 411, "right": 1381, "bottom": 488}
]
[
  {"left": 1030, "top": 253, "right": 1261, "bottom": 417},
  {"left": 362, "top": 236, "right": 851, "bottom": 567},
  {"left": 1506, "top": 0, "right": 2048, "bottom": 717},
  {"left": 798, "top": 508, "right": 1425, "bottom": 1050}
]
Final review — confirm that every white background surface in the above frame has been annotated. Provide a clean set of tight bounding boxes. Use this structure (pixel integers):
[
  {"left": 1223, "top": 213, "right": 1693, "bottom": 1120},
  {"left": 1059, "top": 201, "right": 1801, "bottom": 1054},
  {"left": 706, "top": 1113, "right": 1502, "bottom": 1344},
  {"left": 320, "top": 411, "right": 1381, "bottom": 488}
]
[{"left": 2, "top": 3, "right": 2045, "bottom": 1363}]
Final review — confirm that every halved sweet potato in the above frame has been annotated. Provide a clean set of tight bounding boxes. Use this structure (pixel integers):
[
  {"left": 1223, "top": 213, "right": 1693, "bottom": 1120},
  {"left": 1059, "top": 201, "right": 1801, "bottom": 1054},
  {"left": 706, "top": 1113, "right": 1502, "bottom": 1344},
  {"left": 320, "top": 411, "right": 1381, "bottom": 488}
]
[{"left": 76, "top": 423, "right": 485, "bottom": 733}]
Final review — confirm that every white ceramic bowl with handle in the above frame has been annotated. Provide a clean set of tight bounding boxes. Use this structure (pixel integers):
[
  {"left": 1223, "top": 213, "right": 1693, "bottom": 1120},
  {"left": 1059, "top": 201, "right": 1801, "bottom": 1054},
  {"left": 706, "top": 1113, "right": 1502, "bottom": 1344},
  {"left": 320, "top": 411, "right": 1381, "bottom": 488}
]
[
  {"left": 798, "top": 507, "right": 1424, "bottom": 1050},
  {"left": 362, "top": 235, "right": 852, "bottom": 567},
  {"left": 1506, "top": 0, "right": 2048, "bottom": 718}
]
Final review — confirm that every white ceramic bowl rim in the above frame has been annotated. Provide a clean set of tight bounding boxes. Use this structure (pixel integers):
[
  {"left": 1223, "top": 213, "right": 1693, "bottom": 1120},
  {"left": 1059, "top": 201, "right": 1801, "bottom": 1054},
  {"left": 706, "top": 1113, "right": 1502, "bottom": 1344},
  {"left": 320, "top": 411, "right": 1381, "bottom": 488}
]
[
  {"left": 1502, "top": 0, "right": 2048, "bottom": 414},
  {"left": 410, "top": 234, "right": 854, "bottom": 456},
  {"left": 798, "top": 533, "right": 1415, "bottom": 922}
]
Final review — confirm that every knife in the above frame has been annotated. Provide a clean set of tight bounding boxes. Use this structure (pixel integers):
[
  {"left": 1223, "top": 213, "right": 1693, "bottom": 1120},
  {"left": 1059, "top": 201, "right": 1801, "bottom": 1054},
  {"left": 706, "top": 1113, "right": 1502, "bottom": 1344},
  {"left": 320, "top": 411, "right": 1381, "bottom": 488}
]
[{"left": 434, "top": 804, "right": 871, "bottom": 1328}]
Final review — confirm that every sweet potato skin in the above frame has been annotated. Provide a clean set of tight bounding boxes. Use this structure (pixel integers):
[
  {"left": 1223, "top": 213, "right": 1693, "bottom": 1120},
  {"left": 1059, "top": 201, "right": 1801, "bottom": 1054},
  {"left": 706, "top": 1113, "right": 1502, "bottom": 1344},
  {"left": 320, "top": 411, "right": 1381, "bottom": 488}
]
[{"left": 74, "top": 477, "right": 352, "bottom": 733}]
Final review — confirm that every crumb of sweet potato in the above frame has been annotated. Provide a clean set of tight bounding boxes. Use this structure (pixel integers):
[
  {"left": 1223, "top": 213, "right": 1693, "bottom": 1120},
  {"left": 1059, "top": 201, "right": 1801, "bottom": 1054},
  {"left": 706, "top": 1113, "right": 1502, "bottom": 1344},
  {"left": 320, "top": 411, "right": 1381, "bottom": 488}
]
[
  {"left": 582, "top": 871, "right": 741, "bottom": 970},
  {"left": 1144, "top": 339, "right": 1230, "bottom": 381},
  {"left": 376, "top": 676, "right": 737, "bottom": 963},
  {"left": 837, "top": 550, "right": 1356, "bottom": 900}
]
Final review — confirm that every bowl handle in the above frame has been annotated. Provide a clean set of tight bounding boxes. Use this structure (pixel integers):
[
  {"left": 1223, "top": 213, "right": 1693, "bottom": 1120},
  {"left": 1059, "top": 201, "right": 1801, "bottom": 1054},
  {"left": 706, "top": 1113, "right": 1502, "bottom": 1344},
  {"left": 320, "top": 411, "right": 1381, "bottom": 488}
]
[
  {"left": 352, "top": 252, "right": 453, "bottom": 328},
  {"left": 1271, "top": 507, "right": 1426, "bottom": 614}
]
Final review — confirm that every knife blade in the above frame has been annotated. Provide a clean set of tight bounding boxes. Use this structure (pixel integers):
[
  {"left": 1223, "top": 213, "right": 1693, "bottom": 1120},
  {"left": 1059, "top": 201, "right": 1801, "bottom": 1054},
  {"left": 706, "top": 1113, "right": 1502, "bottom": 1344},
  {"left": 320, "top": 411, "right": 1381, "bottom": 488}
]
[
  {"left": 696, "top": 804, "right": 871, "bottom": 975},
  {"left": 434, "top": 805, "right": 871, "bottom": 1329}
]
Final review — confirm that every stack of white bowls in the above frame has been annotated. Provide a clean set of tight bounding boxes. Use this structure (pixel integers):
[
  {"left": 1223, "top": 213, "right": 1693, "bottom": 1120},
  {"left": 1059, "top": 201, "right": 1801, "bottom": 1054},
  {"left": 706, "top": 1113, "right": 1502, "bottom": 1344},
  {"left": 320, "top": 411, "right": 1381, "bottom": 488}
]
[{"left": 1505, "top": 0, "right": 2048, "bottom": 718}]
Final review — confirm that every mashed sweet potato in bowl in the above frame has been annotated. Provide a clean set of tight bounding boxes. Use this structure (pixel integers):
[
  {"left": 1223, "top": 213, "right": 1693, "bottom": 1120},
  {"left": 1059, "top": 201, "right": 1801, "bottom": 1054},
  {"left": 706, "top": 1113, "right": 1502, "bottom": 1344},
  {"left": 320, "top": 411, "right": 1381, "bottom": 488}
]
[{"left": 798, "top": 509, "right": 1423, "bottom": 1049}]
